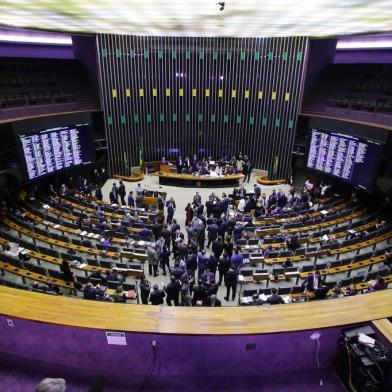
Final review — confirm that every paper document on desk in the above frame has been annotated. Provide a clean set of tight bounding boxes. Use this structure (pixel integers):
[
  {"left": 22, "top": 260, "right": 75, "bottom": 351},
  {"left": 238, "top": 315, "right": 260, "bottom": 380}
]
[
  {"left": 320, "top": 210, "right": 328, "bottom": 215},
  {"left": 259, "top": 294, "right": 269, "bottom": 301},
  {"left": 283, "top": 296, "right": 292, "bottom": 304},
  {"left": 321, "top": 234, "right": 329, "bottom": 241},
  {"left": 87, "top": 233, "right": 94, "bottom": 238},
  {"left": 53, "top": 224, "right": 60, "bottom": 229},
  {"left": 80, "top": 231, "right": 88, "bottom": 236},
  {"left": 238, "top": 275, "right": 244, "bottom": 282}
]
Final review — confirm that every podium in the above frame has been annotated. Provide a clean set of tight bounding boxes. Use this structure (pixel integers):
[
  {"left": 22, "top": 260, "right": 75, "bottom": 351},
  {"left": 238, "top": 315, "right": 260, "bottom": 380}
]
[{"left": 159, "top": 163, "right": 176, "bottom": 174}]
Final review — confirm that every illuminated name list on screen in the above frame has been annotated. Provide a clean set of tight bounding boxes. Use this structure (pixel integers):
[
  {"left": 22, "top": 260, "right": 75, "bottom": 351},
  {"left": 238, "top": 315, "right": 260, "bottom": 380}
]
[
  {"left": 20, "top": 123, "right": 92, "bottom": 180},
  {"left": 307, "top": 128, "right": 382, "bottom": 190}
]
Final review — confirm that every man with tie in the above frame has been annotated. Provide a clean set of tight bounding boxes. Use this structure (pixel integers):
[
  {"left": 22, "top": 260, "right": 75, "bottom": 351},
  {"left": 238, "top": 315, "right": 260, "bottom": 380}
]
[{"left": 177, "top": 155, "right": 184, "bottom": 173}]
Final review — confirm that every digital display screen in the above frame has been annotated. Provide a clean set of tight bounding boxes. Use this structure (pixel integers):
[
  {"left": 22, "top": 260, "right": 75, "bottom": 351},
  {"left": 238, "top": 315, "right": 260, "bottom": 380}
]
[
  {"left": 307, "top": 128, "right": 382, "bottom": 190},
  {"left": 19, "top": 123, "right": 94, "bottom": 180}
]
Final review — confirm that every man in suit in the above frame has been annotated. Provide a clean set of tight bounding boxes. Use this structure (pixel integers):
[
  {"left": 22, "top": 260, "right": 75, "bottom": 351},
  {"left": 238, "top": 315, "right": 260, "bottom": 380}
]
[
  {"left": 238, "top": 185, "right": 247, "bottom": 198},
  {"left": 231, "top": 248, "right": 244, "bottom": 271},
  {"left": 218, "top": 252, "right": 231, "bottom": 286},
  {"left": 127, "top": 191, "right": 135, "bottom": 208},
  {"left": 118, "top": 181, "right": 126, "bottom": 205},
  {"left": 147, "top": 243, "right": 159, "bottom": 277},
  {"left": 197, "top": 250, "right": 209, "bottom": 279},
  {"left": 164, "top": 275, "right": 181, "bottom": 306},
  {"left": 177, "top": 156, "right": 184, "bottom": 173},
  {"left": 302, "top": 271, "right": 324, "bottom": 292},
  {"left": 166, "top": 198, "right": 176, "bottom": 224},
  {"left": 139, "top": 275, "right": 151, "bottom": 305},
  {"left": 266, "top": 288, "right": 285, "bottom": 305},
  {"left": 149, "top": 284, "right": 165, "bottom": 305},
  {"left": 109, "top": 184, "right": 119, "bottom": 204},
  {"left": 224, "top": 265, "right": 238, "bottom": 302},
  {"left": 193, "top": 192, "right": 202, "bottom": 205},
  {"left": 95, "top": 186, "right": 103, "bottom": 201},
  {"left": 212, "top": 237, "right": 224, "bottom": 259},
  {"left": 207, "top": 221, "right": 219, "bottom": 248}
]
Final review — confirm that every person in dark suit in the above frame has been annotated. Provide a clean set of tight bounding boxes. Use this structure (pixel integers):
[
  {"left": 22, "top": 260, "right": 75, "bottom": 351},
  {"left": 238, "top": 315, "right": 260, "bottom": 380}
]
[
  {"left": 95, "top": 186, "right": 103, "bottom": 201},
  {"left": 266, "top": 288, "right": 285, "bottom": 305},
  {"left": 161, "top": 224, "right": 172, "bottom": 251},
  {"left": 302, "top": 271, "right": 324, "bottom": 292},
  {"left": 207, "top": 255, "right": 218, "bottom": 276},
  {"left": 139, "top": 275, "right": 151, "bottom": 305},
  {"left": 177, "top": 156, "right": 184, "bottom": 173},
  {"left": 192, "top": 284, "right": 207, "bottom": 306},
  {"left": 207, "top": 222, "right": 219, "bottom": 248},
  {"left": 160, "top": 157, "right": 169, "bottom": 165},
  {"left": 109, "top": 184, "right": 119, "bottom": 204},
  {"left": 149, "top": 284, "right": 165, "bottom": 305},
  {"left": 118, "top": 181, "right": 126, "bottom": 205},
  {"left": 164, "top": 275, "right": 181, "bottom": 306},
  {"left": 212, "top": 237, "right": 224, "bottom": 259},
  {"left": 127, "top": 191, "right": 135, "bottom": 208},
  {"left": 224, "top": 265, "right": 238, "bottom": 302},
  {"left": 83, "top": 283, "right": 99, "bottom": 300},
  {"left": 166, "top": 198, "right": 176, "bottom": 224},
  {"left": 60, "top": 259, "right": 73, "bottom": 282},
  {"left": 218, "top": 252, "right": 231, "bottom": 286}
]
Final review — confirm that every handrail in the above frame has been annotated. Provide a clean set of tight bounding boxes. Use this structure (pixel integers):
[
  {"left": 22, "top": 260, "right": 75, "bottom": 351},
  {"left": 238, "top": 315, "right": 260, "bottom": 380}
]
[{"left": 0, "top": 285, "right": 391, "bottom": 335}]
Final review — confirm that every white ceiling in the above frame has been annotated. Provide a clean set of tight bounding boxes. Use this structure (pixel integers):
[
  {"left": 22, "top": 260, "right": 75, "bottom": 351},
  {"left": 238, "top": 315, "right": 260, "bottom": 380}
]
[{"left": 0, "top": 0, "right": 391, "bottom": 38}]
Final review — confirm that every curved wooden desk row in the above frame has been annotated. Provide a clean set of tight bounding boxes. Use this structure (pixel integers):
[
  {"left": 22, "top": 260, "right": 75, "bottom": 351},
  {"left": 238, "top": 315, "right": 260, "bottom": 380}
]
[
  {"left": 254, "top": 199, "right": 350, "bottom": 226},
  {"left": 153, "top": 172, "right": 245, "bottom": 187},
  {"left": 46, "top": 200, "right": 148, "bottom": 226},
  {"left": 1, "top": 284, "right": 392, "bottom": 334},
  {"left": 113, "top": 173, "right": 144, "bottom": 182},
  {"left": 255, "top": 208, "right": 365, "bottom": 237},
  {"left": 256, "top": 176, "right": 287, "bottom": 186},
  {"left": 31, "top": 202, "right": 365, "bottom": 256},
  {"left": 0, "top": 258, "right": 73, "bottom": 289},
  {"left": 2, "top": 218, "right": 147, "bottom": 261},
  {"left": 262, "top": 231, "right": 392, "bottom": 265},
  {"left": 60, "top": 193, "right": 350, "bottom": 234},
  {"left": 60, "top": 196, "right": 159, "bottom": 220},
  {"left": 298, "top": 253, "right": 388, "bottom": 279},
  {"left": 245, "top": 216, "right": 377, "bottom": 251},
  {"left": 24, "top": 210, "right": 130, "bottom": 246},
  {"left": 0, "top": 233, "right": 144, "bottom": 279}
]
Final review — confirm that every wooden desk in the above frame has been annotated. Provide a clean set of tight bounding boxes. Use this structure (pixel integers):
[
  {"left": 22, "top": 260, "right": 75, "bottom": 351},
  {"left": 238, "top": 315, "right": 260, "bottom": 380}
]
[
  {"left": 1, "top": 285, "right": 392, "bottom": 334},
  {"left": 153, "top": 172, "right": 244, "bottom": 187}
]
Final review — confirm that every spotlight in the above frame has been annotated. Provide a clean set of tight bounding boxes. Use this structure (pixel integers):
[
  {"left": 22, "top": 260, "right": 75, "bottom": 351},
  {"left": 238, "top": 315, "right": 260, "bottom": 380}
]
[{"left": 217, "top": 2, "right": 225, "bottom": 11}]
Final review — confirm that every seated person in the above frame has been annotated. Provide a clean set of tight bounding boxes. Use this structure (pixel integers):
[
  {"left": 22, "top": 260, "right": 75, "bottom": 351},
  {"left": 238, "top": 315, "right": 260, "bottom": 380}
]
[
  {"left": 266, "top": 288, "right": 285, "bottom": 305},
  {"left": 160, "top": 156, "right": 169, "bottom": 165},
  {"left": 368, "top": 276, "right": 386, "bottom": 291},
  {"left": 112, "top": 285, "right": 127, "bottom": 303},
  {"left": 83, "top": 282, "right": 102, "bottom": 300}
]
